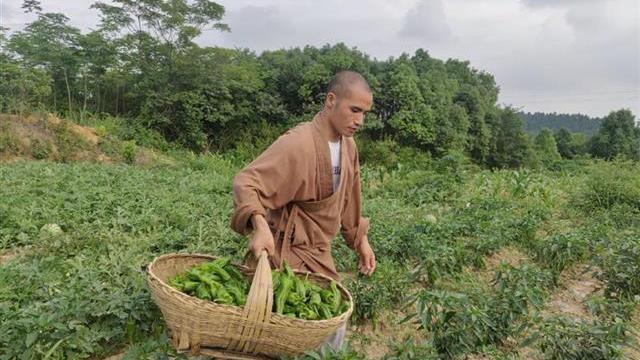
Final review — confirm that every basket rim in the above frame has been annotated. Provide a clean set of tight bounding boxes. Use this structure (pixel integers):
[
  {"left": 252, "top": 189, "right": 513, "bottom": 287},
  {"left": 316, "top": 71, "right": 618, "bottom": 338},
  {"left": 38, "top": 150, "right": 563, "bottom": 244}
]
[{"left": 147, "top": 252, "right": 354, "bottom": 323}]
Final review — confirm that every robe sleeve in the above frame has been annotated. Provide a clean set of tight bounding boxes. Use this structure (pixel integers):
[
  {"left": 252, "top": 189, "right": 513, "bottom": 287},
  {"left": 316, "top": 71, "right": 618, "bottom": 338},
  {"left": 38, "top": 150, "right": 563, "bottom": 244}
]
[
  {"left": 231, "top": 130, "right": 308, "bottom": 236},
  {"left": 341, "top": 148, "right": 369, "bottom": 251}
]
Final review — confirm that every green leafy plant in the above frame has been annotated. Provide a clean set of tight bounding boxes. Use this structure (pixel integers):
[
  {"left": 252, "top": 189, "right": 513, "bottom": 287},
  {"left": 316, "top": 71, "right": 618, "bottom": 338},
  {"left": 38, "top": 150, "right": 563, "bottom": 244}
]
[{"left": 536, "top": 316, "right": 628, "bottom": 360}]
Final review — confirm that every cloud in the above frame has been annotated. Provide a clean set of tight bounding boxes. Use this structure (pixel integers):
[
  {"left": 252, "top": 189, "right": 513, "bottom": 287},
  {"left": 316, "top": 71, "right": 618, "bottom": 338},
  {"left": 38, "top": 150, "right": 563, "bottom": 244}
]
[
  {"left": 1, "top": 0, "right": 24, "bottom": 30},
  {"left": 219, "top": 5, "right": 295, "bottom": 50},
  {"left": 520, "top": 0, "right": 601, "bottom": 8},
  {"left": 399, "top": 0, "right": 453, "bottom": 42}
]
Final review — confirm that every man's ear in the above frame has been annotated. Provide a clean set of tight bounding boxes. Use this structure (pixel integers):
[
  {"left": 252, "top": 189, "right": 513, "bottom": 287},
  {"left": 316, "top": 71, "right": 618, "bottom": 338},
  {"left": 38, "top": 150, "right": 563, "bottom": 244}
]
[{"left": 326, "top": 92, "right": 337, "bottom": 109}]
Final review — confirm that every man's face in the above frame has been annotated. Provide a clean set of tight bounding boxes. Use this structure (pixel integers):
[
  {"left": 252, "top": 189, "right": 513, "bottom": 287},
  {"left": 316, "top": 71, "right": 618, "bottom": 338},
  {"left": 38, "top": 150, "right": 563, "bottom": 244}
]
[{"left": 327, "top": 85, "right": 373, "bottom": 138}]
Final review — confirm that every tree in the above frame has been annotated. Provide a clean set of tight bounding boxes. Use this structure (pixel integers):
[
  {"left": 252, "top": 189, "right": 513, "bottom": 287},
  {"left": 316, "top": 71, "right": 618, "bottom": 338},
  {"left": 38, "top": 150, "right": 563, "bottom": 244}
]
[
  {"left": 488, "top": 107, "right": 533, "bottom": 168},
  {"left": 519, "top": 111, "right": 601, "bottom": 135},
  {"left": 554, "top": 128, "right": 576, "bottom": 159},
  {"left": 91, "top": 0, "right": 230, "bottom": 115},
  {"left": 590, "top": 109, "right": 640, "bottom": 161},
  {"left": 534, "top": 128, "right": 561, "bottom": 163},
  {"left": 8, "top": 12, "right": 82, "bottom": 113}
]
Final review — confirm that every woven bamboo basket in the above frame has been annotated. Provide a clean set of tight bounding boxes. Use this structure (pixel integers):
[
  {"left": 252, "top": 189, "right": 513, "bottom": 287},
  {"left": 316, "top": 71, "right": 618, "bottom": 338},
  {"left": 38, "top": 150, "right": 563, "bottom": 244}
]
[{"left": 147, "top": 251, "right": 353, "bottom": 359}]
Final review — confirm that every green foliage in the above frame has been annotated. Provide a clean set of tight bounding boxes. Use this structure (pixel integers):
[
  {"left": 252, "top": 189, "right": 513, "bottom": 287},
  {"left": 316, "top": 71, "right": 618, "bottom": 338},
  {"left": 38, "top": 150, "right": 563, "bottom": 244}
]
[
  {"left": 520, "top": 111, "right": 602, "bottom": 135},
  {"left": 52, "top": 119, "right": 91, "bottom": 162},
  {"left": 357, "top": 138, "right": 402, "bottom": 168},
  {"left": 344, "top": 262, "right": 413, "bottom": 323},
  {"left": 488, "top": 264, "right": 550, "bottom": 342},
  {"left": 4, "top": 1, "right": 637, "bottom": 168},
  {"left": 595, "top": 236, "right": 640, "bottom": 300},
  {"left": 0, "top": 121, "right": 19, "bottom": 153},
  {"left": 537, "top": 317, "right": 628, "bottom": 360},
  {"left": 1, "top": 147, "right": 639, "bottom": 358},
  {"left": 528, "top": 233, "right": 590, "bottom": 282},
  {"left": 121, "top": 140, "right": 137, "bottom": 164},
  {"left": 410, "top": 264, "right": 549, "bottom": 357},
  {"left": 413, "top": 289, "right": 491, "bottom": 357},
  {"left": 0, "top": 57, "right": 51, "bottom": 113},
  {"left": 30, "top": 138, "right": 52, "bottom": 159},
  {"left": 534, "top": 128, "right": 562, "bottom": 164},
  {"left": 293, "top": 343, "right": 364, "bottom": 360},
  {"left": 488, "top": 108, "right": 535, "bottom": 168},
  {"left": 590, "top": 109, "right": 640, "bottom": 161},
  {"left": 574, "top": 161, "right": 640, "bottom": 212},
  {"left": 554, "top": 128, "right": 589, "bottom": 159},
  {"left": 383, "top": 338, "right": 438, "bottom": 360}
]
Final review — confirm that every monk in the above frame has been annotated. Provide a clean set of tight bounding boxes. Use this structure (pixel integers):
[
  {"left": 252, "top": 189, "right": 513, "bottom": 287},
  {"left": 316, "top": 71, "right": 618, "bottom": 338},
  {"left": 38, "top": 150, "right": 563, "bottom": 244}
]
[{"left": 230, "top": 70, "right": 376, "bottom": 348}]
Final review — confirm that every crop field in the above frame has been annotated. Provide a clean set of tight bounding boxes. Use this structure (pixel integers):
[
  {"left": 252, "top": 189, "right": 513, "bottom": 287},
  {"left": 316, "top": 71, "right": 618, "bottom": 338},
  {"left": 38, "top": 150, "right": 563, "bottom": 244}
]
[{"left": 1, "top": 152, "right": 639, "bottom": 359}]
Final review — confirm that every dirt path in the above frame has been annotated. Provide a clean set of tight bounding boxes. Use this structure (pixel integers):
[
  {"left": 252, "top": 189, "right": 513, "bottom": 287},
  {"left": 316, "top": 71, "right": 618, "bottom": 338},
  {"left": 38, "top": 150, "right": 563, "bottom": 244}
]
[{"left": 541, "top": 264, "right": 602, "bottom": 320}]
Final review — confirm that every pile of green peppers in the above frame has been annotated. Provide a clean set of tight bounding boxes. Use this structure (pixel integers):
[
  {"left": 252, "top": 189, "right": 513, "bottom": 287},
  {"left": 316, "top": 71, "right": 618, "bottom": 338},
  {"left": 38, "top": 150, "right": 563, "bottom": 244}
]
[
  {"left": 272, "top": 263, "right": 349, "bottom": 320},
  {"left": 169, "top": 259, "right": 350, "bottom": 320},
  {"left": 169, "top": 257, "right": 249, "bottom": 306}
]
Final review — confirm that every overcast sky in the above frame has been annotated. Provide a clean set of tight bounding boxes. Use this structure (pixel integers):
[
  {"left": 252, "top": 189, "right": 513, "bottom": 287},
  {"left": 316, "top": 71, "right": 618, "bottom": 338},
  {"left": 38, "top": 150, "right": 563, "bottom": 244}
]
[{"left": 2, "top": 0, "right": 639, "bottom": 118}]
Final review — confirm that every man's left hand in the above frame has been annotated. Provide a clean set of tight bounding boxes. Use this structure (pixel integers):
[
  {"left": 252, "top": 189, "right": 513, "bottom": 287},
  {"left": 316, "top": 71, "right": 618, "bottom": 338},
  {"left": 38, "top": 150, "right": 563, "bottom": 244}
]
[{"left": 357, "top": 236, "right": 376, "bottom": 276}]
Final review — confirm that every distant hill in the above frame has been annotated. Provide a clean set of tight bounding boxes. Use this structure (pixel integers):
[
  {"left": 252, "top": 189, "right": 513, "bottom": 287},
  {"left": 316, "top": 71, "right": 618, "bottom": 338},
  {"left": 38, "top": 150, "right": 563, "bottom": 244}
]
[{"left": 518, "top": 112, "right": 602, "bottom": 135}]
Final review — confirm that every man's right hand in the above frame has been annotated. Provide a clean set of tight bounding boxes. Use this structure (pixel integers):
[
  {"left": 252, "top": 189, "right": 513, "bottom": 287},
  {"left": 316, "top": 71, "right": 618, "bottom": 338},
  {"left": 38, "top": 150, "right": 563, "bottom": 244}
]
[{"left": 249, "top": 214, "right": 275, "bottom": 258}]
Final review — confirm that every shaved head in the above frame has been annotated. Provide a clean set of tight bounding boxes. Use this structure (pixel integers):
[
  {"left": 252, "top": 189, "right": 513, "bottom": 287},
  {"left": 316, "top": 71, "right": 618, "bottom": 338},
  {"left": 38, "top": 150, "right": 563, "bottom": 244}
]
[
  {"left": 321, "top": 70, "right": 373, "bottom": 141},
  {"left": 326, "top": 70, "right": 371, "bottom": 99}
]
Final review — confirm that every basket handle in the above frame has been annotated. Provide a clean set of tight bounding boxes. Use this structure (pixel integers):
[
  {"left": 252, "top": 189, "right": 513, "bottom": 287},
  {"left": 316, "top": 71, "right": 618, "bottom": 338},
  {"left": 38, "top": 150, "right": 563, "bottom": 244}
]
[{"left": 229, "top": 250, "right": 273, "bottom": 354}]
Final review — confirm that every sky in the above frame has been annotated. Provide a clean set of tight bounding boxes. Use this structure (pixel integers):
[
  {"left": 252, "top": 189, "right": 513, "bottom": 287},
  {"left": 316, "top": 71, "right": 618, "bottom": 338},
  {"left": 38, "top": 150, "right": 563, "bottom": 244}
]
[{"left": 2, "top": 0, "right": 639, "bottom": 118}]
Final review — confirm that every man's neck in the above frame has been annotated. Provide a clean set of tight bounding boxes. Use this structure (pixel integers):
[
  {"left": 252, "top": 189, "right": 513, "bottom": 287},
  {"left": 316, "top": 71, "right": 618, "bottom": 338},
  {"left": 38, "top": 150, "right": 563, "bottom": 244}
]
[{"left": 317, "top": 111, "right": 341, "bottom": 142}]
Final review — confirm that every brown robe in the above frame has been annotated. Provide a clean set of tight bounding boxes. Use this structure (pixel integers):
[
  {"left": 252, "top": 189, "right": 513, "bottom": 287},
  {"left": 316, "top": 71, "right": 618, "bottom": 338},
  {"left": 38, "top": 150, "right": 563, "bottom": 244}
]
[{"left": 231, "top": 113, "right": 369, "bottom": 280}]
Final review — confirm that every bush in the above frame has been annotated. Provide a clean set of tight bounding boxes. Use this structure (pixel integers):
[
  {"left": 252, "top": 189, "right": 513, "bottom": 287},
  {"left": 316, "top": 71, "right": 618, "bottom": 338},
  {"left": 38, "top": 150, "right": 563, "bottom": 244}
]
[
  {"left": 487, "top": 264, "right": 551, "bottom": 343},
  {"left": 291, "top": 343, "right": 364, "bottom": 360},
  {"left": 121, "top": 140, "right": 137, "bottom": 164},
  {"left": 383, "top": 338, "right": 438, "bottom": 360},
  {"left": 529, "top": 233, "right": 589, "bottom": 282},
  {"left": 52, "top": 120, "right": 91, "bottom": 162},
  {"left": 412, "top": 289, "right": 492, "bottom": 357},
  {"left": 575, "top": 162, "right": 640, "bottom": 213},
  {"left": 344, "top": 261, "right": 413, "bottom": 323},
  {"left": 537, "top": 316, "right": 628, "bottom": 360},
  {"left": 357, "top": 137, "right": 401, "bottom": 168},
  {"left": 596, "top": 236, "right": 640, "bottom": 300},
  {"left": 30, "top": 138, "right": 51, "bottom": 160},
  {"left": 0, "top": 121, "right": 18, "bottom": 153}
]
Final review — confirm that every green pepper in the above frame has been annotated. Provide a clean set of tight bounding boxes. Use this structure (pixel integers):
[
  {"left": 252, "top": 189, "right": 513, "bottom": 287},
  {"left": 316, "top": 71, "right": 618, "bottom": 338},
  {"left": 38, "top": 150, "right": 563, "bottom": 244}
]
[
  {"left": 320, "top": 289, "right": 333, "bottom": 303},
  {"left": 330, "top": 282, "right": 341, "bottom": 313},
  {"left": 214, "top": 286, "right": 234, "bottom": 304},
  {"left": 211, "top": 257, "right": 230, "bottom": 269},
  {"left": 275, "top": 276, "right": 293, "bottom": 314},
  {"left": 195, "top": 283, "right": 211, "bottom": 300},
  {"left": 183, "top": 280, "right": 199, "bottom": 292},
  {"left": 304, "top": 306, "right": 319, "bottom": 320},
  {"left": 201, "top": 263, "right": 230, "bottom": 282},
  {"left": 294, "top": 277, "right": 307, "bottom": 299},
  {"left": 284, "top": 263, "right": 295, "bottom": 277},
  {"left": 272, "top": 271, "right": 282, "bottom": 292},
  {"left": 169, "top": 275, "right": 186, "bottom": 291},
  {"left": 225, "top": 264, "right": 245, "bottom": 282},
  {"left": 319, "top": 304, "right": 333, "bottom": 319},
  {"left": 309, "top": 292, "right": 322, "bottom": 306},
  {"left": 286, "top": 291, "right": 304, "bottom": 306},
  {"left": 227, "top": 285, "right": 246, "bottom": 305}
]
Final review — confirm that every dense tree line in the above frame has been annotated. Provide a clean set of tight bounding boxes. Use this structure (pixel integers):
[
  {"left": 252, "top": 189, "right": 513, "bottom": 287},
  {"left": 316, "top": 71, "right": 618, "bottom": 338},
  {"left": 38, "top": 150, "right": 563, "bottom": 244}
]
[
  {"left": 519, "top": 111, "right": 602, "bottom": 135},
  {"left": 1, "top": 1, "right": 638, "bottom": 166}
]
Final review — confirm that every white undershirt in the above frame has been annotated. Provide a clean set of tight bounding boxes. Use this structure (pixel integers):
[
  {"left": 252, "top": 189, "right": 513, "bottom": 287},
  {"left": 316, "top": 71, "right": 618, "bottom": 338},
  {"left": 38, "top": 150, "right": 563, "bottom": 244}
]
[{"left": 329, "top": 140, "right": 341, "bottom": 192}]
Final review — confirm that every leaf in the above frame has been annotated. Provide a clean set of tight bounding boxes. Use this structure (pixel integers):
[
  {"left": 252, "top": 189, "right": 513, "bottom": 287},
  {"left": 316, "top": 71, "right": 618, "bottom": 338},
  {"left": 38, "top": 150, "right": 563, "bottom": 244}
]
[{"left": 25, "top": 332, "right": 38, "bottom": 348}]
